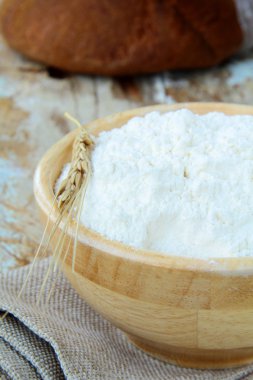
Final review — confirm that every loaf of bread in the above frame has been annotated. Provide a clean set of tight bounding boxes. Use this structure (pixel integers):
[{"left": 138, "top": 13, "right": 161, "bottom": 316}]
[{"left": 0, "top": 0, "right": 251, "bottom": 75}]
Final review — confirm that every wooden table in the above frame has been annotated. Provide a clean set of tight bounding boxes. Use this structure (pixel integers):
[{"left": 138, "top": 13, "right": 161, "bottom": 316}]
[{"left": 1, "top": 35, "right": 253, "bottom": 271}]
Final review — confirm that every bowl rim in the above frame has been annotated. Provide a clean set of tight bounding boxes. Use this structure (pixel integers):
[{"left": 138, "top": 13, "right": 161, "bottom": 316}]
[{"left": 34, "top": 102, "right": 253, "bottom": 275}]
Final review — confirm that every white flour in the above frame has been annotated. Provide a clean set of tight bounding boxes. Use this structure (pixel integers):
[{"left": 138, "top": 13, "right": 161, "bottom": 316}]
[{"left": 57, "top": 109, "right": 253, "bottom": 258}]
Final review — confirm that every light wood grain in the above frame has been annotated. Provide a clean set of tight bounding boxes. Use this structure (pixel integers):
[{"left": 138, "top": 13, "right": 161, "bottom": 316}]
[{"left": 34, "top": 102, "right": 253, "bottom": 369}]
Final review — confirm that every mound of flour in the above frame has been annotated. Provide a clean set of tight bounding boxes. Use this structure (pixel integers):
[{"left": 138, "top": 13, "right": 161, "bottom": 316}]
[{"left": 58, "top": 109, "right": 253, "bottom": 258}]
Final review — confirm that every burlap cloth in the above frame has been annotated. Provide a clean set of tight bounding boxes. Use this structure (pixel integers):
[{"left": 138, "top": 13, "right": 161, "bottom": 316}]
[{"left": 1, "top": 259, "right": 253, "bottom": 380}]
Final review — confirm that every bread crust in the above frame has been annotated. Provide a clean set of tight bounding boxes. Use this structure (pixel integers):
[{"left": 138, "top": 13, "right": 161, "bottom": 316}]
[{"left": 0, "top": 0, "right": 243, "bottom": 75}]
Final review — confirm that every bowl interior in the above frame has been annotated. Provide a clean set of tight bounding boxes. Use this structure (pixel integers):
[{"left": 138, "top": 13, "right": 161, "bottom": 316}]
[{"left": 34, "top": 102, "right": 253, "bottom": 274}]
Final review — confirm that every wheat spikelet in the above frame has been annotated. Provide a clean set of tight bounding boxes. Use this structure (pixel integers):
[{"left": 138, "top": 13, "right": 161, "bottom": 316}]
[{"left": 56, "top": 113, "right": 93, "bottom": 210}]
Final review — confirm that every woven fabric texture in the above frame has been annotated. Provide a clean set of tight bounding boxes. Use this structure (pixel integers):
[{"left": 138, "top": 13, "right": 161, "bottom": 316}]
[{"left": 1, "top": 259, "right": 253, "bottom": 380}]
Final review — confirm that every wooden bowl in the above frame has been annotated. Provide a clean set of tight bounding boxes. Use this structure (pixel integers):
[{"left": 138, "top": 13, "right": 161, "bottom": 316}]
[{"left": 34, "top": 103, "right": 253, "bottom": 369}]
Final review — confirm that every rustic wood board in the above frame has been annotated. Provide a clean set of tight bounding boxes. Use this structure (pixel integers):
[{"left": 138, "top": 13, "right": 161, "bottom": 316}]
[{"left": 0, "top": 34, "right": 253, "bottom": 271}]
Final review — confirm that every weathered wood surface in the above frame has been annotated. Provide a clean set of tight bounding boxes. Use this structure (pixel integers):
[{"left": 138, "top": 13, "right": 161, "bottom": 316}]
[{"left": 1, "top": 34, "right": 253, "bottom": 271}]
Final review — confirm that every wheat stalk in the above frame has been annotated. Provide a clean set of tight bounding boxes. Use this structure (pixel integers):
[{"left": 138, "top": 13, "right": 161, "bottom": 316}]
[
  {"left": 36, "top": 114, "right": 94, "bottom": 301},
  {"left": 24, "top": 114, "right": 93, "bottom": 304}
]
